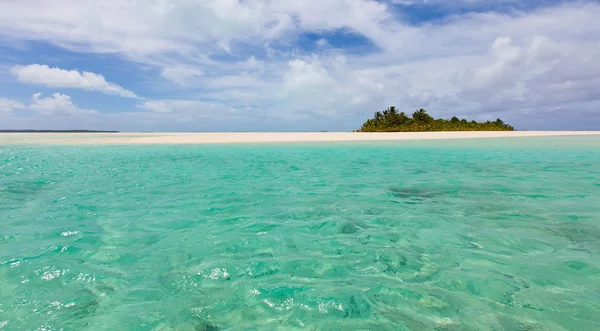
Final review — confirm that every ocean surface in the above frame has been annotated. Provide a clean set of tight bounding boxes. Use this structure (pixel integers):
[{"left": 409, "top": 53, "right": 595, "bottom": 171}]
[{"left": 1, "top": 136, "right": 600, "bottom": 330}]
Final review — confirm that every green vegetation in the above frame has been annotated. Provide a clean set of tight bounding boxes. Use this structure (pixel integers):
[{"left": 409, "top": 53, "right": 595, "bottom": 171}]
[{"left": 357, "top": 107, "right": 514, "bottom": 132}]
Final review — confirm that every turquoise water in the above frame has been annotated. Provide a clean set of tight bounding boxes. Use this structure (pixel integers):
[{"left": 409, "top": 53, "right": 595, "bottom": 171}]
[{"left": 1, "top": 137, "right": 600, "bottom": 330}]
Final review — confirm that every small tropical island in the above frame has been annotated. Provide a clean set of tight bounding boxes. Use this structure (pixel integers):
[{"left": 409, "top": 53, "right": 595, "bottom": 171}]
[{"left": 357, "top": 107, "right": 515, "bottom": 132}]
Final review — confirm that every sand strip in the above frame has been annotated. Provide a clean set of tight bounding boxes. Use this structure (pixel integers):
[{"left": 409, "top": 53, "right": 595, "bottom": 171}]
[{"left": 1, "top": 131, "right": 600, "bottom": 145}]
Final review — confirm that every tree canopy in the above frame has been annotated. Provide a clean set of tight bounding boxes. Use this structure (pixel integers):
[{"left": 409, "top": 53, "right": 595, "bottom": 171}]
[{"left": 357, "top": 107, "right": 514, "bottom": 132}]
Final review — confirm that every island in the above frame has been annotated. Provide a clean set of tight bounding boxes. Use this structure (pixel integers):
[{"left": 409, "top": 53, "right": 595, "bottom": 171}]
[{"left": 357, "top": 107, "right": 514, "bottom": 132}]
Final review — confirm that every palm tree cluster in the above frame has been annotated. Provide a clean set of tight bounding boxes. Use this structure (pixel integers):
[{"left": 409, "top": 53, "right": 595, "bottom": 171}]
[{"left": 357, "top": 107, "right": 515, "bottom": 132}]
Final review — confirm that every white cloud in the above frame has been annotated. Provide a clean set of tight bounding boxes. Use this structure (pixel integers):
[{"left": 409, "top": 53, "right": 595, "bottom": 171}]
[
  {"left": 0, "top": 0, "right": 396, "bottom": 56},
  {"left": 28, "top": 93, "right": 98, "bottom": 116},
  {"left": 469, "top": 36, "right": 523, "bottom": 88},
  {"left": 136, "top": 98, "right": 248, "bottom": 126},
  {"left": 316, "top": 39, "right": 329, "bottom": 47},
  {"left": 10, "top": 64, "right": 138, "bottom": 98},
  {"left": 138, "top": 99, "right": 206, "bottom": 114},
  {"left": 0, "top": 98, "right": 25, "bottom": 113},
  {"left": 161, "top": 66, "right": 203, "bottom": 86},
  {"left": 1, "top": 94, "right": 96, "bottom": 117},
  {"left": 284, "top": 59, "right": 335, "bottom": 91},
  {"left": 137, "top": 99, "right": 237, "bottom": 116}
]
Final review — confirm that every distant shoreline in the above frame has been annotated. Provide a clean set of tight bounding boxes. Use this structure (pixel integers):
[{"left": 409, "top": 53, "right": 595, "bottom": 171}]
[
  {"left": 0, "top": 130, "right": 119, "bottom": 133},
  {"left": 1, "top": 131, "right": 600, "bottom": 145}
]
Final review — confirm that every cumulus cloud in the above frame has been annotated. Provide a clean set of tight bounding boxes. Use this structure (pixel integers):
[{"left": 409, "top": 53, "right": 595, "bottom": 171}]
[
  {"left": 10, "top": 64, "right": 138, "bottom": 98},
  {"left": 284, "top": 60, "right": 335, "bottom": 91},
  {"left": 0, "top": 98, "right": 26, "bottom": 113},
  {"left": 1, "top": 93, "right": 98, "bottom": 118},
  {"left": 28, "top": 93, "right": 98, "bottom": 116}
]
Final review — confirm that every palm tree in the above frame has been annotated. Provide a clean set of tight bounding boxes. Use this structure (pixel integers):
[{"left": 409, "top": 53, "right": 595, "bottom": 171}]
[
  {"left": 412, "top": 108, "right": 432, "bottom": 122},
  {"left": 374, "top": 111, "right": 383, "bottom": 121},
  {"left": 399, "top": 112, "right": 409, "bottom": 124},
  {"left": 382, "top": 109, "right": 390, "bottom": 118}
]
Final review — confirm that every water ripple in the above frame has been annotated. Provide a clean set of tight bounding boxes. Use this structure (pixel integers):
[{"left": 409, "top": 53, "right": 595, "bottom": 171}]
[{"left": 1, "top": 138, "right": 600, "bottom": 329}]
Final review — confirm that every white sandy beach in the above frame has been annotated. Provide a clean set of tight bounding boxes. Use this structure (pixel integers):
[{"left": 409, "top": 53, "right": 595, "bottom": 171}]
[{"left": 1, "top": 131, "right": 600, "bottom": 145}]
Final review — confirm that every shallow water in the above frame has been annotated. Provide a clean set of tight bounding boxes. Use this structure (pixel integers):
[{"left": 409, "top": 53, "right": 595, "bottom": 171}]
[{"left": 1, "top": 137, "right": 600, "bottom": 330}]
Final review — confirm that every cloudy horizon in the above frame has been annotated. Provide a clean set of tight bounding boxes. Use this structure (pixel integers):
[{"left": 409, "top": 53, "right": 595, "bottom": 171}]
[{"left": 1, "top": 0, "right": 599, "bottom": 131}]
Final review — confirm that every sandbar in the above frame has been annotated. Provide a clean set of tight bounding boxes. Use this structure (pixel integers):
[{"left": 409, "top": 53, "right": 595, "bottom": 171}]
[{"left": 1, "top": 131, "right": 600, "bottom": 145}]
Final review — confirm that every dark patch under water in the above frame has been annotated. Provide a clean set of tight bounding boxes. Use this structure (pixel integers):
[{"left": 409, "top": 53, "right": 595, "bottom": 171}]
[{"left": 389, "top": 186, "right": 441, "bottom": 199}]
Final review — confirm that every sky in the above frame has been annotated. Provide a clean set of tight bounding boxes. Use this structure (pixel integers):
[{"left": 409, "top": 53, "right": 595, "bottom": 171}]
[{"left": 1, "top": 0, "right": 599, "bottom": 132}]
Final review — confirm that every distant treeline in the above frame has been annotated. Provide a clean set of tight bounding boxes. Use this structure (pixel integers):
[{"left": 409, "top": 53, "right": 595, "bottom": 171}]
[
  {"left": 0, "top": 130, "right": 119, "bottom": 133},
  {"left": 357, "top": 107, "right": 514, "bottom": 132}
]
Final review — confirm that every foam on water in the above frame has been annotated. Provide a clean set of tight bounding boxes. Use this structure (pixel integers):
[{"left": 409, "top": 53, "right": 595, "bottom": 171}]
[{"left": 1, "top": 136, "right": 600, "bottom": 330}]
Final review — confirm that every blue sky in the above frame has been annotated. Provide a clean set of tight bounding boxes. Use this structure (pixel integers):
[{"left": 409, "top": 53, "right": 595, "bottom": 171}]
[{"left": 1, "top": 0, "right": 599, "bottom": 131}]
